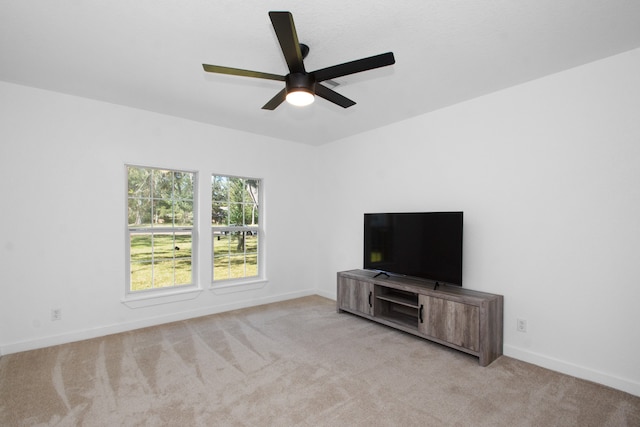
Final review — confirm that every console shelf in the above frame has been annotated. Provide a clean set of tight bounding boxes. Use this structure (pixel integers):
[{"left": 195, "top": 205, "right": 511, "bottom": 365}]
[
  {"left": 337, "top": 269, "right": 503, "bottom": 366},
  {"left": 377, "top": 288, "right": 419, "bottom": 308}
]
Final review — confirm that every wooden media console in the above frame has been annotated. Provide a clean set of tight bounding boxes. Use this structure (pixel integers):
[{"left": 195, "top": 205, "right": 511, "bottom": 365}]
[{"left": 337, "top": 269, "right": 503, "bottom": 366}]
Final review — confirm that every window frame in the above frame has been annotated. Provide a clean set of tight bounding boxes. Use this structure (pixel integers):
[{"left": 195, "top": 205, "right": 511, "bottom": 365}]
[
  {"left": 211, "top": 174, "right": 264, "bottom": 287},
  {"left": 124, "top": 164, "right": 198, "bottom": 299}
]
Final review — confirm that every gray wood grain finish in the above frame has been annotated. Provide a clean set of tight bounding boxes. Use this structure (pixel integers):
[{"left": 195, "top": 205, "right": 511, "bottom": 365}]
[
  {"left": 337, "top": 275, "right": 373, "bottom": 315},
  {"left": 419, "top": 296, "right": 480, "bottom": 352}
]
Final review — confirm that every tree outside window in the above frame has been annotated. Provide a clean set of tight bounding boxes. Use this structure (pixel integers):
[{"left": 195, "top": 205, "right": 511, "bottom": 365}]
[
  {"left": 212, "top": 175, "right": 260, "bottom": 282},
  {"left": 127, "top": 166, "right": 196, "bottom": 292}
]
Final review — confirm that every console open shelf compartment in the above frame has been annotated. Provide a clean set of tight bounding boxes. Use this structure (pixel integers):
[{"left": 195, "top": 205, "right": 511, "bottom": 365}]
[
  {"left": 376, "top": 286, "right": 419, "bottom": 307},
  {"left": 375, "top": 286, "right": 420, "bottom": 329}
]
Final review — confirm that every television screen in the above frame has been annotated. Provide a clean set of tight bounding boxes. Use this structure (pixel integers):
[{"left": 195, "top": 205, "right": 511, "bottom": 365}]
[{"left": 364, "top": 212, "right": 463, "bottom": 286}]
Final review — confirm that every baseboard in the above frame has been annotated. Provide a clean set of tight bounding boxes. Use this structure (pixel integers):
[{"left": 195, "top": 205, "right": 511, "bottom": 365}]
[
  {"left": 504, "top": 344, "right": 640, "bottom": 397},
  {"left": 0, "top": 289, "right": 317, "bottom": 356},
  {"left": 314, "top": 289, "right": 336, "bottom": 301}
]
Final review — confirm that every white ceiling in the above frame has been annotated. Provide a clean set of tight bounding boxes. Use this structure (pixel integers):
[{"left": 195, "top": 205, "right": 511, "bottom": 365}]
[{"left": 2, "top": 1, "right": 640, "bottom": 145}]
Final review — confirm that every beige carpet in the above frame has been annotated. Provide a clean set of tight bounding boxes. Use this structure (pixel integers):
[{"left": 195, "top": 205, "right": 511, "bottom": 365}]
[{"left": 1, "top": 295, "right": 638, "bottom": 426}]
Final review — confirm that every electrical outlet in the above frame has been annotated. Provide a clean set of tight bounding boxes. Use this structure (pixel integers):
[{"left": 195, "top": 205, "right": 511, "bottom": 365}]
[
  {"left": 517, "top": 318, "right": 527, "bottom": 332},
  {"left": 51, "top": 308, "right": 62, "bottom": 321}
]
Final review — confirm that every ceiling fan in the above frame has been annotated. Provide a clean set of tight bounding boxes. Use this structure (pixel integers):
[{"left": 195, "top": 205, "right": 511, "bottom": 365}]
[{"left": 202, "top": 11, "right": 395, "bottom": 110}]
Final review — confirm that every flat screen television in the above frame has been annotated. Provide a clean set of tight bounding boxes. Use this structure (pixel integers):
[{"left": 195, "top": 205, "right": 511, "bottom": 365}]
[{"left": 363, "top": 212, "right": 463, "bottom": 286}]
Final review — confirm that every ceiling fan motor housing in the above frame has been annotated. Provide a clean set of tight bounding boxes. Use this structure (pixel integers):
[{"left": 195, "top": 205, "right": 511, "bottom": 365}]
[{"left": 286, "top": 73, "right": 316, "bottom": 95}]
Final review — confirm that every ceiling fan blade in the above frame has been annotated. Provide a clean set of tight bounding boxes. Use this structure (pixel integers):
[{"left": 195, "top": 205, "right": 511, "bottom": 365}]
[
  {"left": 268, "top": 11, "right": 305, "bottom": 74},
  {"left": 262, "top": 88, "right": 288, "bottom": 110},
  {"left": 312, "top": 52, "right": 395, "bottom": 82},
  {"left": 315, "top": 84, "right": 356, "bottom": 108},
  {"left": 202, "top": 64, "right": 285, "bottom": 81}
]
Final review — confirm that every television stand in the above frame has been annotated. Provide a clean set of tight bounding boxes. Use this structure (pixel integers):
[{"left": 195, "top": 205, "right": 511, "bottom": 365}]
[{"left": 337, "top": 269, "right": 503, "bottom": 366}]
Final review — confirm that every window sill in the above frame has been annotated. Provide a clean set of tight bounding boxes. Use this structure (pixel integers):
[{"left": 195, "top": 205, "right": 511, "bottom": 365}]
[
  {"left": 210, "top": 278, "right": 268, "bottom": 294},
  {"left": 122, "top": 287, "right": 203, "bottom": 308}
]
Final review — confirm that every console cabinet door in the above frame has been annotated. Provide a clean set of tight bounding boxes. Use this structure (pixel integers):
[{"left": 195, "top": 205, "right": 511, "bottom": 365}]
[
  {"left": 418, "top": 295, "right": 479, "bottom": 352},
  {"left": 337, "top": 277, "right": 374, "bottom": 316}
]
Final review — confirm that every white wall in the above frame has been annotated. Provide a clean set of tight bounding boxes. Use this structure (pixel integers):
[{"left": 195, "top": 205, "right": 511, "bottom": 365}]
[
  {"left": 313, "top": 48, "right": 640, "bottom": 396},
  {"left": 0, "top": 81, "right": 317, "bottom": 354}
]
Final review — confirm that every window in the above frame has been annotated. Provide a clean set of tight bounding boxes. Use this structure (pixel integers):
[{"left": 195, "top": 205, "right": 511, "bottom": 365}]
[
  {"left": 212, "top": 175, "right": 261, "bottom": 283},
  {"left": 127, "top": 166, "right": 196, "bottom": 293}
]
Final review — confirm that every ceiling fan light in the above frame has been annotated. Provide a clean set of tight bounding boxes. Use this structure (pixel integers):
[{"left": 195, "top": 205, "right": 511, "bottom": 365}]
[{"left": 286, "top": 89, "right": 315, "bottom": 107}]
